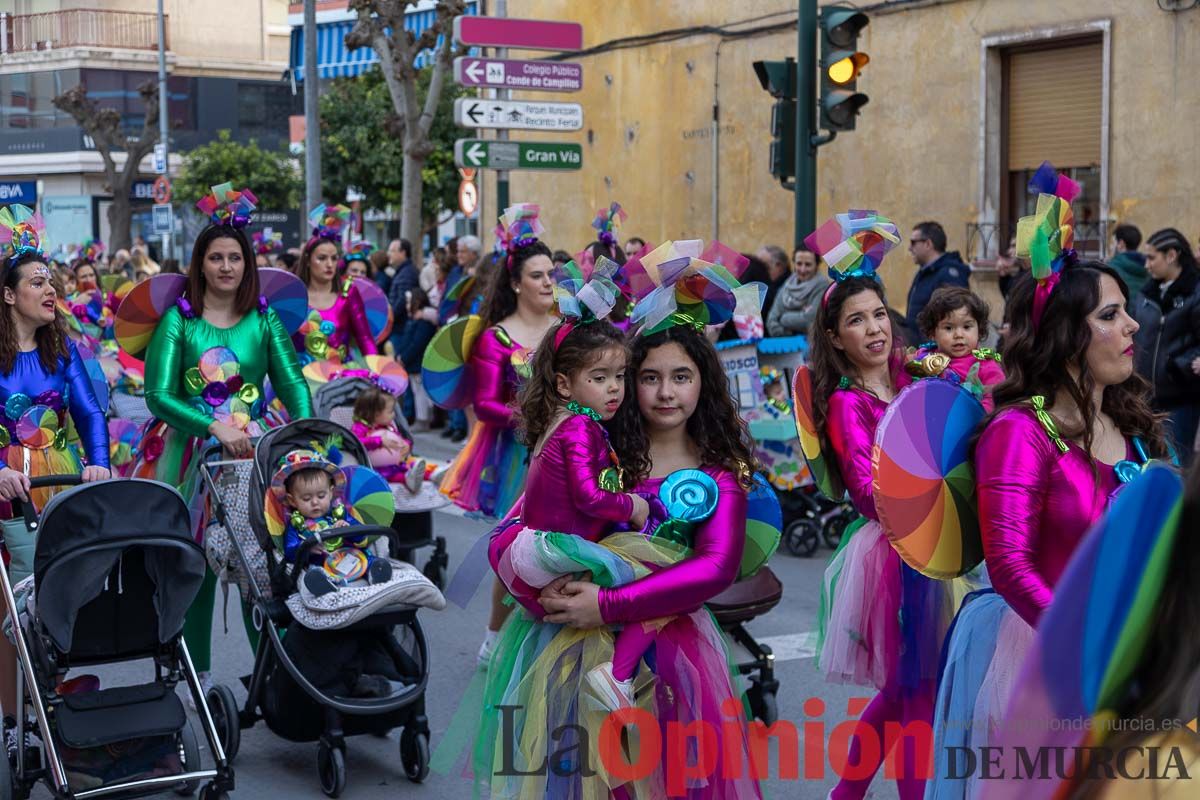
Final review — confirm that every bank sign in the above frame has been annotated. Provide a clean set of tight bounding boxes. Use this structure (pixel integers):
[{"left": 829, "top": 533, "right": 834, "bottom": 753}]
[{"left": 0, "top": 181, "right": 36, "bottom": 206}]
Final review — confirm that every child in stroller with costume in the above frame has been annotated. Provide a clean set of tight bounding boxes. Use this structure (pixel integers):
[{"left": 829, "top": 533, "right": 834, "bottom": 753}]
[
  {"left": 275, "top": 448, "right": 393, "bottom": 597},
  {"left": 350, "top": 386, "right": 426, "bottom": 495}
]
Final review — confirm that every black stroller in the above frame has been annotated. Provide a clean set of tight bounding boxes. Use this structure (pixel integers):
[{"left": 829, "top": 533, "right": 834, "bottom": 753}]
[
  {"left": 199, "top": 419, "right": 432, "bottom": 798},
  {"left": 0, "top": 476, "right": 234, "bottom": 800},
  {"left": 780, "top": 484, "right": 857, "bottom": 558}
]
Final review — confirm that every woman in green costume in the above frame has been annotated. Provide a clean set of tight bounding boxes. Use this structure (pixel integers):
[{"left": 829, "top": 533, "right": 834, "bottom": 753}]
[{"left": 128, "top": 184, "right": 313, "bottom": 694}]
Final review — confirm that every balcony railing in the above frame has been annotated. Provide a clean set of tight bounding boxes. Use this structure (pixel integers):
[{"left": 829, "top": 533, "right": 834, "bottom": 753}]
[
  {"left": 0, "top": 9, "right": 166, "bottom": 54},
  {"left": 966, "top": 219, "right": 1114, "bottom": 265}
]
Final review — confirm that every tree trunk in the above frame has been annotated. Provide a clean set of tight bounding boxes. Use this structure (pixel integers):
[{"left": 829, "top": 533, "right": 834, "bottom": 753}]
[
  {"left": 400, "top": 145, "right": 424, "bottom": 245},
  {"left": 107, "top": 194, "right": 134, "bottom": 255}
]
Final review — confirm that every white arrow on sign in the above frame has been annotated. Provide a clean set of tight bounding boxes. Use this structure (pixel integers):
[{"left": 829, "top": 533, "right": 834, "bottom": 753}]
[
  {"left": 454, "top": 98, "right": 583, "bottom": 132},
  {"left": 464, "top": 59, "right": 484, "bottom": 82},
  {"left": 465, "top": 142, "right": 486, "bottom": 166}
]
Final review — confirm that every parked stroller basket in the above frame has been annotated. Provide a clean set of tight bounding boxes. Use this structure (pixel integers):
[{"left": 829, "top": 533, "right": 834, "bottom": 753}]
[
  {"left": 198, "top": 419, "right": 435, "bottom": 796},
  {"left": 1, "top": 475, "right": 235, "bottom": 800}
]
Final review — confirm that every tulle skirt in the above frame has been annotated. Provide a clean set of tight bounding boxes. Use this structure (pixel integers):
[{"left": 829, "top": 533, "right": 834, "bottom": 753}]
[
  {"left": 440, "top": 422, "right": 528, "bottom": 518},
  {"left": 818, "top": 519, "right": 962, "bottom": 693},
  {"left": 474, "top": 532, "right": 762, "bottom": 800},
  {"left": 1, "top": 443, "right": 84, "bottom": 512},
  {"left": 925, "top": 590, "right": 1034, "bottom": 800}
]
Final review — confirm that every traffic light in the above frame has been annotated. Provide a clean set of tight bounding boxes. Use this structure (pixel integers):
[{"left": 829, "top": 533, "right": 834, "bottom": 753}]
[
  {"left": 819, "top": 5, "right": 869, "bottom": 131},
  {"left": 753, "top": 58, "right": 797, "bottom": 183}
]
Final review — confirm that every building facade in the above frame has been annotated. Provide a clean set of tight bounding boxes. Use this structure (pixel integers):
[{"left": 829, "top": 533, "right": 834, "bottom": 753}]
[
  {"left": 0, "top": 0, "right": 296, "bottom": 251},
  {"left": 494, "top": 0, "right": 1200, "bottom": 315}
]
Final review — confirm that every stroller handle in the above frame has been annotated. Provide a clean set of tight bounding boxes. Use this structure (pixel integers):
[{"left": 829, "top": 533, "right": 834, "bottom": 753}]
[{"left": 8, "top": 474, "right": 84, "bottom": 533}]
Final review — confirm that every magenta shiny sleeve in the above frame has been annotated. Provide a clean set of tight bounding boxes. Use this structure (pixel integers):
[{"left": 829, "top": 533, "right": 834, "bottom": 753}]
[
  {"left": 470, "top": 330, "right": 516, "bottom": 427},
  {"left": 975, "top": 409, "right": 1053, "bottom": 626},
  {"left": 598, "top": 469, "right": 746, "bottom": 625},
  {"left": 345, "top": 285, "right": 378, "bottom": 356},
  {"left": 826, "top": 390, "right": 880, "bottom": 519},
  {"left": 561, "top": 416, "right": 634, "bottom": 524}
]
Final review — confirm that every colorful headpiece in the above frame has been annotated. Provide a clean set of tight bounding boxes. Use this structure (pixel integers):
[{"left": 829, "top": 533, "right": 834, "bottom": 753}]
[
  {"left": 0, "top": 204, "right": 46, "bottom": 267},
  {"left": 591, "top": 202, "right": 626, "bottom": 248},
  {"left": 626, "top": 239, "right": 754, "bottom": 336},
  {"left": 307, "top": 204, "right": 352, "bottom": 247},
  {"left": 494, "top": 204, "right": 543, "bottom": 272},
  {"left": 550, "top": 256, "right": 622, "bottom": 349},
  {"left": 1016, "top": 161, "right": 1080, "bottom": 332},
  {"left": 195, "top": 182, "right": 258, "bottom": 229},
  {"left": 269, "top": 448, "right": 346, "bottom": 501},
  {"left": 76, "top": 239, "right": 104, "bottom": 265},
  {"left": 344, "top": 239, "right": 375, "bottom": 264},
  {"left": 252, "top": 228, "right": 283, "bottom": 256},
  {"left": 805, "top": 210, "right": 900, "bottom": 306}
]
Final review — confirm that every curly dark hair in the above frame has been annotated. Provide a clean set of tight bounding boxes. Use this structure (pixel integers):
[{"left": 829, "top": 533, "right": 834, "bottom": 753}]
[
  {"left": 517, "top": 320, "right": 627, "bottom": 447},
  {"left": 482, "top": 240, "right": 552, "bottom": 327},
  {"left": 916, "top": 285, "right": 990, "bottom": 339},
  {"left": 0, "top": 252, "right": 70, "bottom": 374},
  {"left": 982, "top": 261, "right": 1168, "bottom": 461},
  {"left": 608, "top": 326, "right": 756, "bottom": 489},
  {"left": 807, "top": 277, "right": 905, "bottom": 496}
]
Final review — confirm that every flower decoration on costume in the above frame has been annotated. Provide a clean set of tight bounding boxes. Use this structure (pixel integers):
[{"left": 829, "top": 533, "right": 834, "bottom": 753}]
[
  {"left": 550, "top": 257, "right": 622, "bottom": 349},
  {"left": 307, "top": 203, "right": 352, "bottom": 246},
  {"left": 0, "top": 204, "right": 47, "bottom": 266},
  {"left": 1016, "top": 161, "right": 1080, "bottom": 332},
  {"left": 626, "top": 239, "right": 756, "bottom": 336},
  {"left": 182, "top": 346, "right": 267, "bottom": 433},
  {"left": 591, "top": 202, "right": 626, "bottom": 247},
  {"left": 195, "top": 182, "right": 258, "bottom": 228},
  {"left": 253, "top": 228, "right": 283, "bottom": 256},
  {"left": 494, "top": 203, "right": 543, "bottom": 272}
]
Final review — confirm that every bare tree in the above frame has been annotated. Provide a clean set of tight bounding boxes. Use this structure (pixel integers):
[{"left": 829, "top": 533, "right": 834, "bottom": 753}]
[
  {"left": 53, "top": 82, "right": 159, "bottom": 253},
  {"left": 345, "top": 0, "right": 466, "bottom": 245}
]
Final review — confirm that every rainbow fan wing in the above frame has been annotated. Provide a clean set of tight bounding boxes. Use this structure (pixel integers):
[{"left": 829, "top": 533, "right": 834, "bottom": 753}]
[
  {"left": 341, "top": 464, "right": 396, "bottom": 529},
  {"left": 872, "top": 379, "right": 984, "bottom": 579},
  {"left": 257, "top": 267, "right": 309, "bottom": 335},
  {"left": 114, "top": 274, "right": 188, "bottom": 360},
  {"left": 982, "top": 465, "right": 1183, "bottom": 800},
  {"left": 264, "top": 488, "right": 288, "bottom": 552},
  {"left": 421, "top": 314, "right": 484, "bottom": 409},
  {"left": 742, "top": 473, "right": 782, "bottom": 577},
  {"left": 351, "top": 278, "right": 394, "bottom": 344},
  {"left": 439, "top": 275, "right": 477, "bottom": 321},
  {"left": 362, "top": 354, "right": 408, "bottom": 396},
  {"left": 73, "top": 340, "right": 111, "bottom": 414},
  {"left": 791, "top": 365, "right": 842, "bottom": 499}
]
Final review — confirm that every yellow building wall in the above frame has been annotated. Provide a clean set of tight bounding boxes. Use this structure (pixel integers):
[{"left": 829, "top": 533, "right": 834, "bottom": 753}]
[{"left": 498, "top": 0, "right": 1200, "bottom": 309}]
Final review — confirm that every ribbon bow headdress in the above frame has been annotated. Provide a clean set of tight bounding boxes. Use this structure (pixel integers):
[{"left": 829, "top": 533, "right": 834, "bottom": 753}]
[
  {"left": 343, "top": 239, "right": 375, "bottom": 264},
  {"left": 0, "top": 204, "right": 47, "bottom": 267},
  {"left": 76, "top": 238, "right": 105, "bottom": 264},
  {"left": 495, "top": 204, "right": 544, "bottom": 273},
  {"left": 195, "top": 182, "right": 258, "bottom": 229},
  {"left": 253, "top": 228, "right": 283, "bottom": 256},
  {"left": 591, "top": 202, "right": 627, "bottom": 248},
  {"left": 626, "top": 239, "right": 758, "bottom": 336},
  {"left": 804, "top": 210, "right": 901, "bottom": 307},
  {"left": 1016, "top": 161, "right": 1080, "bottom": 331},
  {"left": 551, "top": 256, "right": 623, "bottom": 350},
  {"left": 307, "top": 204, "right": 352, "bottom": 247}
]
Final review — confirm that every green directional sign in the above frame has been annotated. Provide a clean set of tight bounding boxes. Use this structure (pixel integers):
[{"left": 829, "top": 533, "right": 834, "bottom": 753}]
[{"left": 454, "top": 139, "right": 582, "bottom": 171}]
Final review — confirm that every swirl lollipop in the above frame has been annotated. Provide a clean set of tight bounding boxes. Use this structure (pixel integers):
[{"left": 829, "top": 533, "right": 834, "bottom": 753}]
[
  {"left": 351, "top": 277, "right": 394, "bottom": 344},
  {"left": 341, "top": 464, "right": 396, "bottom": 528},
  {"left": 742, "top": 473, "right": 783, "bottom": 578},
  {"left": 659, "top": 469, "right": 719, "bottom": 522},
  {"left": 114, "top": 273, "right": 188, "bottom": 360},
  {"left": 421, "top": 314, "right": 485, "bottom": 409},
  {"left": 17, "top": 406, "right": 58, "bottom": 449},
  {"left": 257, "top": 267, "right": 309, "bottom": 335}
]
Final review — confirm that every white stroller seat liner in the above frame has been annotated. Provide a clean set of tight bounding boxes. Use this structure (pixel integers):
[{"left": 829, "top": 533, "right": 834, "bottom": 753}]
[{"left": 285, "top": 558, "right": 445, "bottom": 630}]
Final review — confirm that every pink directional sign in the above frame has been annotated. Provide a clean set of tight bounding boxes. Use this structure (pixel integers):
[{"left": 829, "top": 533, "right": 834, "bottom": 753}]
[
  {"left": 454, "top": 56, "right": 582, "bottom": 92},
  {"left": 453, "top": 16, "right": 583, "bottom": 51}
]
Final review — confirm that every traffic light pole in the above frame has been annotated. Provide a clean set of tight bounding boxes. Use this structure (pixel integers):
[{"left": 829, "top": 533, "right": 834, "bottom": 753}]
[{"left": 794, "top": 0, "right": 818, "bottom": 248}]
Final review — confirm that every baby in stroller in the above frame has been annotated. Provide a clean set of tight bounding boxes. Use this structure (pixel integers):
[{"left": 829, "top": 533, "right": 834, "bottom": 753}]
[
  {"left": 274, "top": 448, "right": 393, "bottom": 596},
  {"left": 349, "top": 386, "right": 426, "bottom": 495}
]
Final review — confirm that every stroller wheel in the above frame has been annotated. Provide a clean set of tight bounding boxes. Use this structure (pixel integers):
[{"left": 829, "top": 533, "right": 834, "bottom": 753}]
[
  {"left": 784, "top": 518, "right": 821, "bottom": 558},
  {"left": 400, "top": 728, "right": 430, "bottom": 783},
  {"left": 175, "top": 722, "right": 202, "bottom": 795},
  {"left": 198, "top": 783, "right": 228, "bottom": 800},
  {"left": 206, "top": 684, "right": 241, "bottom": 763},
  {"left": 317, "top": 741, "right": 347, "bottom": 798},
  {"left": 823, "top": 512, "right": 850, "bottom": 550}
]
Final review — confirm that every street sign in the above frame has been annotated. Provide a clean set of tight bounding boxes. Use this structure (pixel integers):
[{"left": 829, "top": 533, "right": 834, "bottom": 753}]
[
  {"left": 454, "top": 139, "right": 582, "bottom": 171},
  {"left": 454, "top": 56, "right": 583, "bottom": 92},
  {"left": 458, "top": 167, "right": 476, "bottom": 180},
  {"left": 454, "top": 98, "right": 583, "bottom": 132},
  {"left": 151, "top": 203, "right": 173, "bottom": 235},
  {"left": 153, "top": 142, "right": 167, "bottom": 174},
  {"left": 453, "top": 16, "right": 582, "bottom": 51},
  {"left": 458, "top": 180, "right": 478, "bottom": 215},
  {"left": 151, "top": 176, "right": 171, "bottom": 204}
]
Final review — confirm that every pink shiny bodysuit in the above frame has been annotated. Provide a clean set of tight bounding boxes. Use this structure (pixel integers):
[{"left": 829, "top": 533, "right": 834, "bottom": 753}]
[{"left": 295, "top": 285, "right": 377, "bottom": 361}]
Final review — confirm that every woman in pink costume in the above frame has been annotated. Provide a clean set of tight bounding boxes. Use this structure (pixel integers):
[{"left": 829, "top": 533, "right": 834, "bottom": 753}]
[
  {"left": 440, "top": 205, "right": 557, "bottom": 664},
  {"left": 293, "top": 204, "right": 377, "bottom": 366},
  {"left": 476, "top": 319, "right": 763, "bottom": 799},
  {"left": 802, "top": 211, "right": 956, "bottom": 800},
  {"left": 925, "top": 258, "right": 1169, "bottom": 798}
]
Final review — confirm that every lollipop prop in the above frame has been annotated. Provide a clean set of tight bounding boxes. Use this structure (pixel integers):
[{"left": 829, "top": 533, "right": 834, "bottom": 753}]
[{"left": 421, "top": 314, "right": 484, "bottom": 409}]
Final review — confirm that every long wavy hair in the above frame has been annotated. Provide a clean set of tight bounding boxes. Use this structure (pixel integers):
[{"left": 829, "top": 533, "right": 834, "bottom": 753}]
[
  {"left": 482, "top": 240, "right": 552, "bottom": 327},
  {"left": 807, "top": 277, "right": 903, "bottom": 493},
  {"left": 297, "top": 236, "right": 342, "bottom": 288},
  {"left": 517, "top": 320, "right": 627, "bottom": 448},
  {"left": 609, "top": 326, "right": 756, "bottom": 489},
  {"left": 0, "top": 252, "right": 70, "bottom": 374},
  {"left": 981, "top": 261, "right": 1167, "bottom": 461},
  {"left": 185, "top": 225, "right": 261, "bottom": 317}
]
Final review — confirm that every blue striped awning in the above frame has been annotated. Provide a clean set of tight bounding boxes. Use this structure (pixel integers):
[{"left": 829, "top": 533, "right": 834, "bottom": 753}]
[{"left": 289, "top": 2, "right": 477, "bottom": 81}]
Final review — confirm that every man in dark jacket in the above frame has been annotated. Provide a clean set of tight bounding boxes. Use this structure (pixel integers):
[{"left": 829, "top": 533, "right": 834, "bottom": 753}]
[
  {"left": 1131, "top": 227, "right": 1200, "bottom": 465},
  {"left": 1108, "top": 223, "right": 1149, "bottom": 299},
  {"left": 386, "top": 238, "right": 419, "bottom": 352},
  {"left": 905, "top": 221, "right": 970, "bottom": 342}
]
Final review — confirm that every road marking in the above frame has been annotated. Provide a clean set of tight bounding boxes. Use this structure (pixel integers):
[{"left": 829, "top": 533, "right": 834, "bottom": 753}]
[{"left": 754, "top": 631, "right": 818, "bottom": 662}]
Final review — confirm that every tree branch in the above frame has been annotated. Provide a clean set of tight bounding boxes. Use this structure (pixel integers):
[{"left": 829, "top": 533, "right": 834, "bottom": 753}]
[{"left": 417, "top": 0, "right": 463, "bottom": 138}]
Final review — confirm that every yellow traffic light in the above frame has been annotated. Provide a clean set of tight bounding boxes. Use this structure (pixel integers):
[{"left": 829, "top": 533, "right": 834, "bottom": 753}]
[{"left": 828, "top": 53, "right": 869, "bottom": 85}]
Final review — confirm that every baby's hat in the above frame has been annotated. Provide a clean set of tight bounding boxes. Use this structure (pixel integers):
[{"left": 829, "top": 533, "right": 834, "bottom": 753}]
[{"left": 270, "top": 448, "right": 345, "bottom": 502}]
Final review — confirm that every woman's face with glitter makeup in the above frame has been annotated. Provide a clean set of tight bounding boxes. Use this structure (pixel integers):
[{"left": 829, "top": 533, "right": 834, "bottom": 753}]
[{"left": 1082, "top": 273, "right": 1139, "bottom": 387}]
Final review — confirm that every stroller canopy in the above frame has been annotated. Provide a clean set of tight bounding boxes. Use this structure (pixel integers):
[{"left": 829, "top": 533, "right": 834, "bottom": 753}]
[{"left": 34, "top": 479, "right": 206, "bottom": 652}]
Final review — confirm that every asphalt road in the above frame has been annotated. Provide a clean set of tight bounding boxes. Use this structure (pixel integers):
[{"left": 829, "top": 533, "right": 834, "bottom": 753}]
[{"left": 30, "top": 431, "right": 897, "bottom": 800}]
